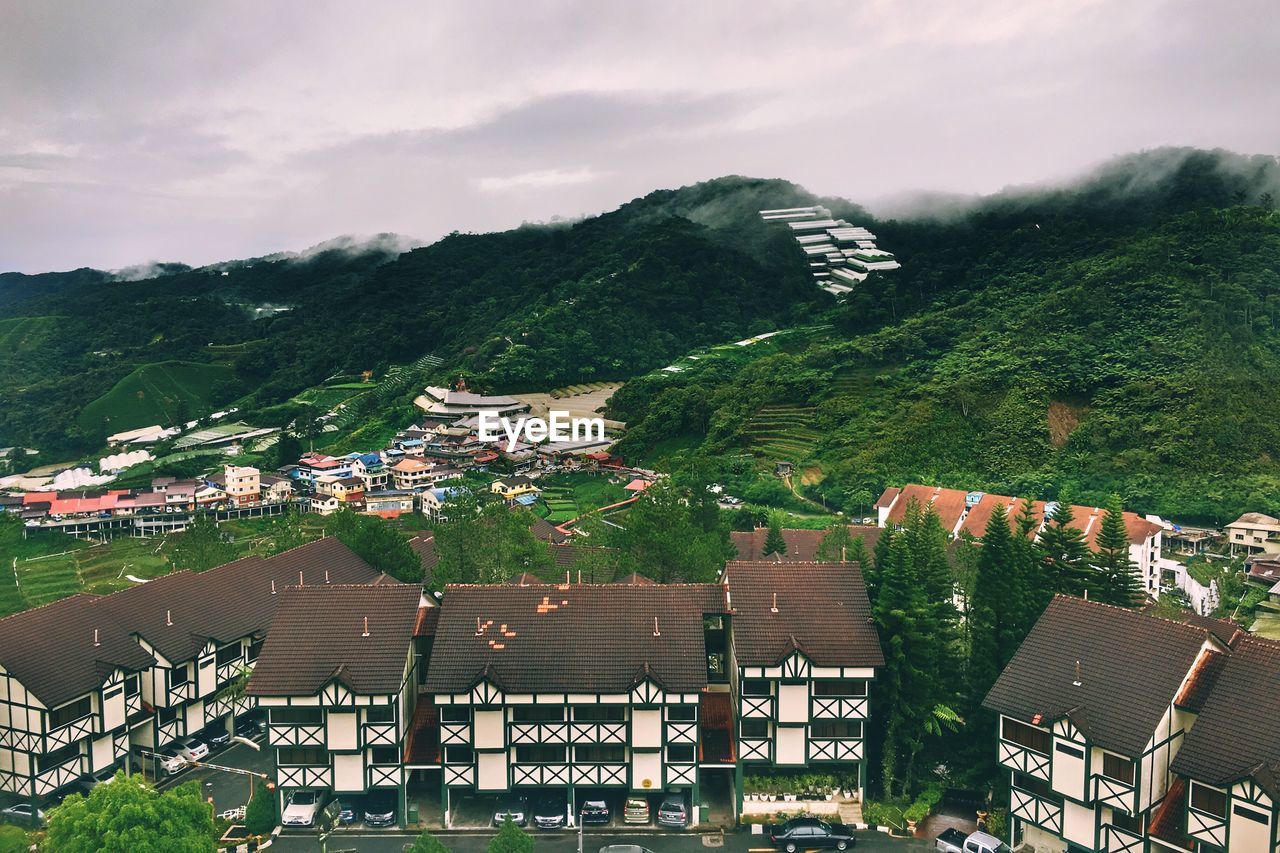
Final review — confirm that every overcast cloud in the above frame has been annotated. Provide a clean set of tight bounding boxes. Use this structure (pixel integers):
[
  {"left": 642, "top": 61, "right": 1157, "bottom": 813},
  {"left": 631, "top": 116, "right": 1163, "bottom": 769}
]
[{"left": 2, "top": 0, "right": 1277, "bottom": 272}]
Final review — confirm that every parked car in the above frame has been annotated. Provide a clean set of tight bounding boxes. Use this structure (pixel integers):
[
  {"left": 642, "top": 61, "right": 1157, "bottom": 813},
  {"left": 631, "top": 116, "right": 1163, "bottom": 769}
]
[
  {"left": 493, "top": 793, "right": 530, "bottom": 827},
  {"left": 201, "top": 724, "right": 231, "bottom": 750},
  {"left": 362, "top": 791, "right": 397, "bottom": 827},
  {"left": 156, "top": 746, "right": 187, "bottom": 776},
  {"left": 532, "top": 791, "right": 568, "bottom": 830},
  {"left": 656, "top": 792, "right": 688, "bottom": 828},
  {"left": 767, "top": 817, "right": 856, "bottom": 851},
  {"left": 580, "top": 795, "right": 610, "bottom": 825},
  {"left": 235, "top": 712, "right": 267, "bottom": 740},
  {"left": 935, "top": 829, "right": 1010, "bottom": 853},
  {"left": 336, "top": 796, "right": 363, "bottom": 825},
  {"left": 0, "top": 803, "right": 45, "bottom": 826},
  {"left": 599, "top": 847, "right": 656, "bottom": 853},
  {"left": 282, "top": 790, "right": 324, "bottom": 827},
  {"left": 622, "top": 797, "right": 651, "bottom": 825},
  {"left": 174, "top": 735, "right": 209, "bottom": 763}
]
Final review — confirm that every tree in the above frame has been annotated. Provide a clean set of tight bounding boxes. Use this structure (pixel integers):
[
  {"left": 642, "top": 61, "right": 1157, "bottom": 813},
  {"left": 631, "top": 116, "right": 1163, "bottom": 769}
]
[
  {"left": 324, "top": 509, "right": 422, "bottom": 583},
  {"left": 1038, "top": 499, "right": 1090, "bottom": 596},
  {"left": 488, "top": 815, "right": 534, "bottom": 853},
  {"left": 275, "top": 430, "right": 303, "bottom": 468},
  {"left": 761, "top": 513, "right": 787, "bottom": 557},
  {"left": 406, "top": 828, "right": 451, "bottom": 853},
  {"left": 816, "top": 521, "right": 852, "bottom": 561},
  {"left": 45, "top": 775, "right": 216, "bottom": 853},
  {"left": 610, "top": 479, "right": 731, "bottom": 583},
  {"left": 266, "top": 507, "right": 310, "bottom": 555},
  {"left": 169, "top": 514, "right": 237, "bottom": 572},
  {"left": 1093, "top": 494, "right": 1143, "bottom": 606},
  {"left": 244, "top": 779, "right": 278, "bottom": 836},
  {"left": 0, "top": 825, "right": 29, "bottom": 853}
]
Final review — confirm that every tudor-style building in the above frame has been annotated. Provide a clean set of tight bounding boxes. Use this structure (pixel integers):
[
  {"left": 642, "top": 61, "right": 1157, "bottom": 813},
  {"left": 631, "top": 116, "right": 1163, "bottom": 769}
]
[
  {"left": 984, "top": 596, "right": 1231, "bottom": 853},
  {"left": 721, "top": 561, "right": 882, "bottom": 806},
  {"left": 422, "top": 579, "right": 732, "bottom": 827},
  {"left": 1151, "top": 632, "right": 1280, "bottom": 853},
  {"left": 247, "top": 583, "right": 424, "bottom": 828}
]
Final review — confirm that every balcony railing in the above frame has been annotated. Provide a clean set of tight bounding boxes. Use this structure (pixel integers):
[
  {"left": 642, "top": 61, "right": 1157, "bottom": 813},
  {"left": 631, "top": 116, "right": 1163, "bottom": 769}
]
[
  {"left": 741, "top": 695, "right": 772, "bottom": 718},
  {"left": 367, "top": 764, "right": 401, "bottom": 788},
  {"left": 998, "top": 739, "right": 1050, "bottom": 781},
  {"left": 740, "top": 737, "right": 769, "bottom": 761},
  {"left": 808, "top": 737, "right": 863, "bottom": 761},
  {"left": 33, "top": 754, "right": 84, "bottom": 797},
  {"left": 810, "top": 696, "right": 868, "bottom": 719},
  {"left": 665, "top": 721, "right": 697, "bottom": 744},
  {"left": 569, "top": 722, "right": 626, "bottom": 744},
  {"left": 440, "top": 722, "right": 471, "bottom": 745},
  {"left": 277, "top": 765, "right": 330, "bottom": 789},
  {"left": 1092, "top": 773, "right": 1136, "bottom": 812},
  {"left": 268, "top": 724, "right": 324, "bottom": 747},
  {"left": 668, "top": 762, "right": 697, "bottom": 786},
  {"left": 510, "top": 722, "right": 569, "bottom": 744},
  {"left": 45, "top": 713, "right": 94, "bottom": 752},
  {"left": 444, "top": 764, "right": 474, "bottom": 786},
  {"left": 511, "top": 763, "right": 570, "bottom": 786},
  {"left": 1187, "top": 807, "right": 1227, "bottom": 849},
  {"left": 364, "top": 722, "right": 398, "bottom": 746},
  {"left": 1100, "top": 823, "right": 1144, "bottom": 853},
  {"left": 1010, "top": 784, "right": 1063, "bottom": 836},
  {"left": 569, "top": 762, "right": 627, "bottom": 786}
]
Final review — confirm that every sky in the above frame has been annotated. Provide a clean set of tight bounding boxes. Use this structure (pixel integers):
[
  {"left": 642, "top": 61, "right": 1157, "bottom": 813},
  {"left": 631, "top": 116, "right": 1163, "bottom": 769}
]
[{"left": 2, "top": 0, "right": 1278, "bottom": 273}]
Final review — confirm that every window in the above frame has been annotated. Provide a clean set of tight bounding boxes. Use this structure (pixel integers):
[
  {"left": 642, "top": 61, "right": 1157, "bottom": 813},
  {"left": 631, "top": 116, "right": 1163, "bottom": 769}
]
[
  {"left": 49, "top": 697, "right": 92, "bottom": 729},
  {"left": 740, "top": 718, "right": 769, "bottom": 739},
  {"left": 1111, "top": 810, "right": 1143, "bottom": 834},
  {"left": 573, "top": 705, "right": 625, "bottom": 722},
  {"left": 511, "top": 705, "right": 564, "bottom": 723},
  {"left": 102, "top": 687, "right": 122, "bottom": 701},
  {"left": 1101, "top": 752, "right": 1135, "bottom": 785},
  {"left": 215, "top": 644, "right": 243, "bottom": 667},
  {"left": 514, "top": 745, "right": 566, "bottom": 764},
  {"left": 158, "top": 705, "right": 179, "bottom": 725},
  {"left": 1055, "top": 743, "right": 1084, "bottom": 759},
  {"left": 246, "top": 640, "right": 264, "bottom": 663},
  {"left": 1234, "top": 804, "right": 1268, "bottom": 824},
  {"left": 444, "top": 746, "right": 473, "bottom": 764},
  {"left": 742, "top": 679, "right": 771, "bottom": 697},
  {"left": 166, "top": 665, "right": 190, "bottom": 689},
  {"left": 37, "top": 743, "right": 81, "bottom": 772},
  {"left": 439, "top": 706, "right": 470, "bottom": 723},
  {"left": 1012, "top": 772, "right": 1056, "bottom": 800},
  {"left": 574, "top": 745, "right": 625, "bottom": 763},
  {"left": 124, "top": 675, "right": 140, "bottom": 698},
  {"left": 370, "top": 746, "right": 399, "bottom": 765},
  {"left": 271, "top": 707, "right": 323, "bottom": 726},
  {"left": 811, "top": 719, "right": 863, "bottom": 738},
  {"left": 666, "top": 705, "right": 696, "bottom": 722},
  {"left": 1001, "top": 718, "right": 1051, "bottom": 755},
  {"left": 277, "top": 747, "right": 326, "bottom": 766},
  {"left": 813, "top": 680, "right": 867, "bottom": 697},
  {"left": 365, "top": 706, "right": 394, "bottom": 724},
  {"left": 1190, "top": 783, "right": 1227, "bottom": 818},
  {"left": 667, "top": 744, "right": 696, "bottom": 763}
]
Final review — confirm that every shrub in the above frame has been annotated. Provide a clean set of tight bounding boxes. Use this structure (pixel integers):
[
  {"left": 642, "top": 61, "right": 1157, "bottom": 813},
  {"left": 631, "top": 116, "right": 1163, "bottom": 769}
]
[{"left": 244, "top": 780, "right": 278, "bottom": 835}]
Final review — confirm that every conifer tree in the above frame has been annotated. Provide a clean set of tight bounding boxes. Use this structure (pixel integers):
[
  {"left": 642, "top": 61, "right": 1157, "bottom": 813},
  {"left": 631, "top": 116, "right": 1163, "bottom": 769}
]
[
  {"left": 1038, "top": 498, "right": 1090, "bottom": 596},
  {"left": 816, "top": 521, "right": 853, "bottom": 561},
  {"left": 1093, "top": 494, "right": 1143, "bottom": 606},
  {"left": 762, "top": 513, "right": 787, "bottom": 557}
]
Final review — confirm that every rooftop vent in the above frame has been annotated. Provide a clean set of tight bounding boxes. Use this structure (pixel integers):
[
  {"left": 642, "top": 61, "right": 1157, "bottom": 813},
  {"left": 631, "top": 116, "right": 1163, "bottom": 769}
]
[
  {"left": 165, "top": 609, "right": 173, "bottom": 627},
  {"left": 361, "top": 616, "right": 370, "bottom": 638},
  {"left": 770, "top": 592, "right": 779, "bottom": 614},
  {"left": 653, "top": 616, "right": 661, "bottom": 638},
  {"left": 93, "top": 628, "right": 100, "bottom": 647},
  {"left": 1073, "top": 660, "right": 1083, "bottom": 687}
]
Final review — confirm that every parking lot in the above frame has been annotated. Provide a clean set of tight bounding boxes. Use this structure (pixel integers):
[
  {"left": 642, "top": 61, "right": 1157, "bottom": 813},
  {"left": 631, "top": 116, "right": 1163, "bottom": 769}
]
[
  {"left": 449, "top": 788, "right": 688, "bottom": 830},
  {"left": 155, "top": 737, "right": 273, "bottom": 818}
]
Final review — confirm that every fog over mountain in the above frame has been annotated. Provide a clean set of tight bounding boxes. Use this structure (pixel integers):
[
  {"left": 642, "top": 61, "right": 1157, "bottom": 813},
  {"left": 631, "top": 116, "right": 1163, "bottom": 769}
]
[{"left": 2, "top": 0, "right": 1277, "bottom": 272}]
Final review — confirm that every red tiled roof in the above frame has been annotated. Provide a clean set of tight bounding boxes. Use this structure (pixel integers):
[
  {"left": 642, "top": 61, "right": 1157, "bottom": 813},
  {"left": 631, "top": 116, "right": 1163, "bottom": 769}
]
[
  {"left": 730, "top": 526, "right": 883, "bottom": 562},
  {"left": 699, "top": 691, "right": 735, "bottom": 764}
]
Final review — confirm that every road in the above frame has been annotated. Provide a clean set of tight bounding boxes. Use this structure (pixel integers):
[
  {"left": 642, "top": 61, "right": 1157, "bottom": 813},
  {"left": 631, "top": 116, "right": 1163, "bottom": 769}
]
[
  {"left": 154, "top": 738, "right": 272, "bottom": 816},
  {"left": 273, "top": 827, "right": 936, "bottom": 852}
]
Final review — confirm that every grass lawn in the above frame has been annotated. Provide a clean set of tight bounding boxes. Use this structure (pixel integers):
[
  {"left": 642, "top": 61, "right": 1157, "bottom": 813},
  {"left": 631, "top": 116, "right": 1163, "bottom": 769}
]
[
  {"left": 78, "top": 360, "right": 236, "bottom": 434},
  {"left": 534, "top": 472, "right": 630, "bottom": 523}
]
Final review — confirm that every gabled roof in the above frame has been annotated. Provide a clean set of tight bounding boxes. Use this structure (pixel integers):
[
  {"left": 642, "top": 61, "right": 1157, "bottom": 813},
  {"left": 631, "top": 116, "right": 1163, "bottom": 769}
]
[
  {"left": 246, "top": 583, "right": 421, "bottom": 697},
  {"left": 409, "top": 534, "right": 437, "bottom": 584},
  {"left": 729, "top": 526, "right": 882, "bottom": 562},
  {"left": 1172, "top": 634, "right": 1280, "bottom": 797},
  {"left": 0, "top": 594, "right": 155, "bottom": 709},
  {"left": 983, "top": 595, "right": 1214, "bottom": 756},
  {"left": 424, "top": 582, "right": 729, "bottom": 695},
  {"left": 723, "top": 561, "right": 882, "bottom": 669},
  {"left": 527, "top": 513, "right": 570, "bottom": 544}
]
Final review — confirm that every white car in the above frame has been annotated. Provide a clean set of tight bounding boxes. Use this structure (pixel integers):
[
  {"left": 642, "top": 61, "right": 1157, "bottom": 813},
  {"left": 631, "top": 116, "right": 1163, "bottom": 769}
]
[
  {"left": 156, "top": 747, "right": 188, "bottom": 776},
  {"left": 174, "top": 736, "right": 209, "bottom": 763},
  {"left": 282, "top": 790, "right": 324, "bottom": 827},
  {"left": 0, "top": 803, "right": 46, "bottom": 825}
]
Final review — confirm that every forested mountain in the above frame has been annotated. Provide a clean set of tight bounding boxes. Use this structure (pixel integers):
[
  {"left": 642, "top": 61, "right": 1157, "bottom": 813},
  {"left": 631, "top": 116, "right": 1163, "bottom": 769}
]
[
  {"left": 612, "top": 149, "right": 1280, "bottom": 521},
  {"left": 3, "top": 148, "right": 1279, "bottom": 523}
]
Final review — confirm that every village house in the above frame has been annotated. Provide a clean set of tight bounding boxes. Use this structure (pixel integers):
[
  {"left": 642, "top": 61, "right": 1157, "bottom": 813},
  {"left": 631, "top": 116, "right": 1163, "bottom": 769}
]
[
  {"left": 351, "top": 452, "right": 390, "bottom": 492},
  {"left": 308, "top": 493, "right": 341, "bottom": 516},
  {"left": 1224, "top": 512, "right": 1280, "bottom": 556},
  {"left": 247, "top": 583, "right": 424, "bottom": 829},
  {"left": 364, "top": 490, "right": 417, "bottom": 519},
  {"left": 390, "top": 458, "right": 435, "bottom": 492},
  {"left": 222, "top": 465, "right": 260, "bottom": 507},
  {"left": 490, "top": 476, "right": 540, "bottom": 505}
]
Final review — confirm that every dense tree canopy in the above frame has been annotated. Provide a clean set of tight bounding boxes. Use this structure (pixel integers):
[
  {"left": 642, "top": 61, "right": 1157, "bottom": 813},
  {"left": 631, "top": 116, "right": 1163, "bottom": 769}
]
[{"left": 45, "top": 775, "right": 216, "bottom": 853}]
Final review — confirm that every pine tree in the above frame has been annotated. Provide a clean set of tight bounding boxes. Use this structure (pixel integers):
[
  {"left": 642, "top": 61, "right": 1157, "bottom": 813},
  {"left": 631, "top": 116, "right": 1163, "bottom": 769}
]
[
  {"left": 406, "top": 829, "right": 451, "bottom": 853},
  {"left": 1093, "top": 494, "right": 1143, "bottom": 606},
  {"left": 846, "top": 534, "right": 869, "bottom": 567},
  {"left": 762, "top": 513, "right": 787, "bottom": 557},
  {"left": 816, "top": 521, "right": 853, "bottom": 561},
  {"left": 1038, "top": 498, "right": 1090, "bottom": 596},
  {"left": 488, "top": 816, "right": 534, "bottom": 853}
]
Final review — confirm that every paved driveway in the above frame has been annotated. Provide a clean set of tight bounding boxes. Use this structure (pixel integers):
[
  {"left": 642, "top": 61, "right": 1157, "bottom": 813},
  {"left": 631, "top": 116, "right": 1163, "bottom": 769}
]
[{"left": 156, "top": 739, "right": 272, "bottom": 816}]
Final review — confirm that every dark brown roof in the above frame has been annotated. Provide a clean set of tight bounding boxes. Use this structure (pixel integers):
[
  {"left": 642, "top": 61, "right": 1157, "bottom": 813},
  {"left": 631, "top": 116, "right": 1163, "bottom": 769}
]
[
  {"left": 1144, "top": 605, "right": 1242, "bottom": 647},
  {"left": 526, "top": 513, "right": 570, "bottom": 544},
  {"left": 984, "top": 596, "right": 1212, "bottom": 756},
  {"left": 0, "top": 594, "right": 155, "bottom": 708},
  {"left": 548, "top": 542, "right": 620, "bottom": 570},
  {"left": 1172, "top": 634, "right": 1280, "bottom": 796},
  {"left": 424, "top": 582, "right": 729, "bottom": 694},
  {"left": 94, "top": 537, "right": 382, "bottom": 665},
  {"left": 409, "top": 534, "right": 437, "bottom": 584},
  {"left": 247, "top": 583, "right": 421, "bottom": 697},
  {"left": 723, "top": 561, "right": 882, "bottom": 669},
  {"left": 729, "top": 526, "right": 882, "bottom": 562}
]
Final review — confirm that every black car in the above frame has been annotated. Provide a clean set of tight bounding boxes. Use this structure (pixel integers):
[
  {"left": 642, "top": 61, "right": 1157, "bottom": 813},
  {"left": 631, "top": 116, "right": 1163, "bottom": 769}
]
[
  {"left": 363, "top": 791, "right": 397, "bottom": 827},
  {"left": 532, "top": 791, "right": 567, "bottom": 830},
  {"left": 234, "top": 712, "right": 267, "bottom": 740},
  {"left": 768, "top": 817, "right": 856, "bottom": 851},
  {"left": 579, "top": 795, "right": 610, "bottom": 825},
  {"left": 336, "top": 796, "right": 362, "bottom": 825},
  {"left": 201, "top": 724, "right": 232, "bottom": 750}
]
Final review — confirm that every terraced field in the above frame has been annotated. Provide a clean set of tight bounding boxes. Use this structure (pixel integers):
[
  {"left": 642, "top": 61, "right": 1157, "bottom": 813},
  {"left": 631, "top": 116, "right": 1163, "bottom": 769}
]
[
  {"left": 77, "top": 360, "right": 236, "bottom": 433},
  {"left": 742, "top": 404, "right": 820, "bottom": 462},
  {"left": 0, "top": 316, "right": 59, "bottom": 355},
  {"left": 539, "top": 486, "right": 580, "bottom": 523}
]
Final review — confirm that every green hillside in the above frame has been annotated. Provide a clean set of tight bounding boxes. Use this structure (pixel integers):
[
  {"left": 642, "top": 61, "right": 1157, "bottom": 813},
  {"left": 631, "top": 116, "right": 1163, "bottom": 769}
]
[
  {"left": 77, "top": 360, "right": 236, "bottom": 434},
  {"left": 0, "top": 316, "right": 59, "bottom": 355}
]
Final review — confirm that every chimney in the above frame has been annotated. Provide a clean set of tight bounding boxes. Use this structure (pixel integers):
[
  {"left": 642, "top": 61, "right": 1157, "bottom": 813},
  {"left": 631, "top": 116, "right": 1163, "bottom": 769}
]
[
  {"left": 93, "top": 628, "right": 100, "bottom": 647},
  {"left": 475, "top": 617, "right": 484, "bottom": 636},
  {"left": 770, "top": 592, "right": 779, "bottom": 614},
  {"left": 1073, "top": 660, "right": 1083, "bottom": 687},
  {"left": 270, "top": 579, "right": 277, "bottom": 595},
  {"left": 298, "top": 570, "right": 304, "bottom": 586},
  {"left": 841, "top": 545, "right": 847, "bottom": 561},
  {"left": 577, "top": 569, "right": 582, "bottom": 585},
  {"left": 324, "top": 570, "right": 330, "bottom": 584},
  {"left": 361, "top": 616, "right": 370, "bottom": 638},
  {"left": 653, "top": 616, "right": 661, "bottom": 638},
  {"left": 165, "top": 609, "right": 173, "bottom": 627}
]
